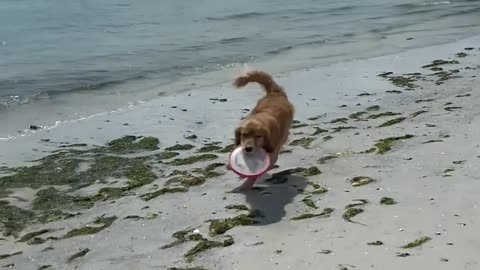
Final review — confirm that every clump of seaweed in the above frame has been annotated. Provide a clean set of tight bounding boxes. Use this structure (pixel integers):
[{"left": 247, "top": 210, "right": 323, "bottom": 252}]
[
  {"left": 17, "top": 229, "right": 53, "bottom": 243},
  {"left": 367, "top": 241, "right": 384, "bottom": 246},
  {"left": 367, "top": 112, "right": 401, "bottom": 119},
  {"left": 422, "top": 59, "right": 459, "bottom": 68},
  {"left": 329, "top": 118, "right": 349, "bottom": 124},
  {"left": 289, "top": 137, "right": 316, "bottom": 149},
  {"left": 225, "top": 205, "right": 249, "bottom": 211},
  {"left": 323, "top": 135, "right": 333, "bottom": 141},
  {"left": 401, "top": 236, "right": 431, "bottom": 248},
  {"left": 312, "top": 127, "right": 328, "bottom": 136},
  {"left": 208, "top": 210, "right": 261, "bottom": 236},
  {"left": 301, "top": 197, "right": 318, "bottom": 209},
  {"left": 374, "top": 134, "right": 414, "bottom": 154},
  {"left": 66, "top": 248, "right": 90, "bottom": 263},
  {"left": 197, "top": 144, "right": 223, "bottom": 153},
  {"left": 331, "top": 126, "right": 357, "bottom": 133},
  {"left": 185, "top": 235, "right": 234, "bottom": 262},
  {"left": 156, "top": 151, "right": 179, "bottom": 160},
  {"left": 349, "top": 176, "right": 375, "bottom": 187},
  {"left": 292, "top": 123, "right": 308, "bottom": 129},
  {"left": 410, "top": 110, "right": 428, "bottom": 118},
  {"left": 168, "top": 154, "right": 218, "bottom": 166},
  {"left": 388, "top": 76, "right": 417, "bottom": 89},
  {"left": 161, "top": 228, "right": 196, "bottom": 249},
  {"left": 290, "top": 208, "right": 334, "bottom": 221},
  {"left": 140, "top": 187, "right": 188, "bottom": 201},
  {"left": 380, "top": 197, "right": 397, "bottom": 205},
  {"left": 366, "top": 105, "right": 380, "bottom": 112},
  {"left": 168, "top": 267, "right": 207, "bottom": 270},
  {"left": 106, "top": 136, "right": 159, "bottom": 153},
  {"left": 378, "top": 117, "right": 406, "bottom": 128},
  {"left": 0, "top": 251, "right": 23, "bottom": 260},
  {"left": 62, "top": 215, "right": 117, "bottom": 239},
  {"left": 165, "top": 144, "right": 195, "bottom": 151},
  {"left": 342, "top": 208, "right": 364, "bottom": 224},
  {"left": 349, "top": 111, "right": 367, "bottom": 120},
  {"left": 0, "top": 200, "right": 36, "bottom": 237},
  {"left": 345, "top": 199, "right": 368, "bottom": 208},
  {"left": 456, "top": 52, "right": 467, "bottom": 58}
]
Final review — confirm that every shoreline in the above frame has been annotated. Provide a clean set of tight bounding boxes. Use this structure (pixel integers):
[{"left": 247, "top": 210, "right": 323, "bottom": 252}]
[{"left": 0, "top": 36, "right": 479, "bottom": 270}]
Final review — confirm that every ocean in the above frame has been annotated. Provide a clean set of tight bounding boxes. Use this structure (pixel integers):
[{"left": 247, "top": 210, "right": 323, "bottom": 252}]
[{"left": 1, "top": 0, "right": 480, "bottom": 138}]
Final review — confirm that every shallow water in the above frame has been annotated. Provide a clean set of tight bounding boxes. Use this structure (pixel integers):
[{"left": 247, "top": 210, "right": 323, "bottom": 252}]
[{"left": 1, "top": 0, "right": 480, "bottom": 137}]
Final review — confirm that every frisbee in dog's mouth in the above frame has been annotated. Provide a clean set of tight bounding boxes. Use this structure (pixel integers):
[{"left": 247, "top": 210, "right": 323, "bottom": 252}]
[{"left": 228, "top": 147, "right": 270, "bottom": 178}]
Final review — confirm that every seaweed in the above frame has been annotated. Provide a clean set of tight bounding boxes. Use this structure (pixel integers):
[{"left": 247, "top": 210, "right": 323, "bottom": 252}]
[
  {"left": 106, "top": 136, "right": 159, "bottom": 153},
  {"left": 0, "top": 201, "right": 36, "bottom": 237},
  {"left": 323, "top": 135, "right": 333, "bottom": 141},
  {"left": 422, "top": 59, "right": 459, "bottom": 68},
  {"left": 386, "top": 90, "right": 403, "bottom": 94},
  {"left": 378, "top": 117, "right": 406, "bottom": 128},
  {"left": 292, "top": 123, "right": 308, "bottom": 129},
  {"left": 349, "top": 176, "right": 375, "bottom": 187},
  {"left": 301, "top": 197, "right": 318, "bottom": 209},
  {"left": 367, "top": 112, "right": 401, "bottom": 119},
  {"left": 342, "top": 208, "right": 364, "bottom": 223},
  {"left": 349, "top": 111, "right": 367, "bottom": 120},
  {"left": 33, "top": 188, "right": 94, "bottom": 212},
  {"left": 374, "top": 134, "right": 414, "bottom": 154},
  {"left": 140, "top": 187, "right": 188, "bottom": 201},
  {"left": 165, "top": 144, "right": 195, "bottom": 151},
  {"left": 388, "top": 76, "right": 417, "bottom": 88},
  {"left": 161, "top": 228, "right": 196, "bottom": 249},
  {"left": 208, "top": 211, "right": 260, "bottom": 236},
  {"left": 0, "top": 251, "right": 22, "bottom": 260},
  {"left": 289, "top": 137, "right": 315, "bottom": 148},
  {"left": 168, "top": 267, "right": 207, "bottom": 270},
  {"left": 366, "top": 105, "right": 380, "bottom": 111},
  {"left": 225, "top": 205, "right": 249, "bottom": 211},
  {"left": 410, "top": 110, "right": 428, "bottom": 117},
  {"left": 290, "top": 208, "right": 334, "bottom": 221},
  {"left": 311, "top": 127, "right": 328, "bottom": 136},
  {"left": 380, "top": 197, "right": 397, "bottom": 205},
  {"left": 218, "top": 144, "right": 235, "bottom": 153},
  {"left": 66, "top": 248, "right": 90, "bottom": 263},
  {"left": 331, "top": 126, "right": 357, "bottom": 133},
  {"left": 62, "top": 216, "right": 117, "bottom": 239},
  {"left": 456, "top": 52, "right": 467, "bottom": 58},
  {"left": 401, "top": 236, "right": 431, "bottom": 248},
  {"left": 197, "top": 144, "right": 222, "bottom": 153},
  {"left": 17, "top": 229, "right": 52, "bottom": 243},
  {"left": 367, "top": 241, "right": 384, "bottom": 246},
  {"left": 37, "top": 266, "right": 52, "bottom": 270},
  {"left": 185, "top": 235, "right": 234, "bottom": 262},
  {"left": 329, "top": 118, "right": 349, "bottom": 124},
  {"left": 168, "top": 154, "right": 218, "bottom": 166},
  {"left": 345, "top": 199, "right": 368, "bottom": 209},
  {"left": 444, "top": 106, "right": 462, "bottom": 112}
]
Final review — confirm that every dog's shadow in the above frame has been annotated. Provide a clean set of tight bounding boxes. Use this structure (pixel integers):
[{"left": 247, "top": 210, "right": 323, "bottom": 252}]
[{"left": 237, "top": 170, "right": 308, "bottom": 225}]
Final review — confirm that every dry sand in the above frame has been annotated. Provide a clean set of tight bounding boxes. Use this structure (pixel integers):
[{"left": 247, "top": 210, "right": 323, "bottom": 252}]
[{"left": 0, "top": 36, "right": 480, "bottom": 270}]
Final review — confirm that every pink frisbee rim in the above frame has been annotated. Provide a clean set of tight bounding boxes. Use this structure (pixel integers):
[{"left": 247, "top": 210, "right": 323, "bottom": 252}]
[{"left": 228, "top": 147, "right": 270, "bottom": 178}]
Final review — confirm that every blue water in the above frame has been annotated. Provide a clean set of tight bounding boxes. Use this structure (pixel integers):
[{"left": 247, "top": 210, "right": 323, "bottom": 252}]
[{"left": 1, "top": 0, "right": 480, "bottom": 108}]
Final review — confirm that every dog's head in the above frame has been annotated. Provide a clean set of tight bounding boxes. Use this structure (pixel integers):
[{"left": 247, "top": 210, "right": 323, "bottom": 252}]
[{"left": 235, "top": 119, "right": 273, "bottom": 153}]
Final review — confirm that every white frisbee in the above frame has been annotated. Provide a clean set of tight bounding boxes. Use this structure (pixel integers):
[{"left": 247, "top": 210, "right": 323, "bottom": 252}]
[{"left": 228, "top": 146, "right": 271, "bottom": 178}]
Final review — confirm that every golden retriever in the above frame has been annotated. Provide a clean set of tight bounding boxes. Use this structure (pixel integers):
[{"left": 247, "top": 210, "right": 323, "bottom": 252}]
[{"left": 228, "top": 70, "right": 294, "bottom": 190}]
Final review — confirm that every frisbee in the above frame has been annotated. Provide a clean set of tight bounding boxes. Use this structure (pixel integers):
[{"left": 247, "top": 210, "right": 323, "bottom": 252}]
[{"left": 228, "top": 146, "right": 271, "bottom": 178}]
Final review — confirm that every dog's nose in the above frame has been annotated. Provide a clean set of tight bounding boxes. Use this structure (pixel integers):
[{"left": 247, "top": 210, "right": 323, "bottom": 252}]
[{"left": 244, "top": 146, "right": 253, "bottom": 152}]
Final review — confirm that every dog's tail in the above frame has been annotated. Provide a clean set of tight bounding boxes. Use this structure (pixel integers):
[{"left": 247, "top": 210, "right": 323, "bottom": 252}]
[{"left": 233, "top": 70, "right": 284, "bottom": 94}]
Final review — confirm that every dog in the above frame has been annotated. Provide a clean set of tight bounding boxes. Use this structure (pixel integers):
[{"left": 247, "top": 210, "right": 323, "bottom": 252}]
[{"left": 228, "top": 70, "right": 294, "bottom": 190}]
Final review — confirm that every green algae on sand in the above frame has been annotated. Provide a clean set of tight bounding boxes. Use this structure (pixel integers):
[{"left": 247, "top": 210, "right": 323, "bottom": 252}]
[
  {"left": 345, "top": 199, "right": 368, "bottom": 209},
  {"left": 342, "top": 208, "right": 364, "bottom": 223},
  {"left": 0, "top": 251, "right": 23, "bottom": 260},
  {"left": 225, "top": 204, "right": 249, "bottom": 211},
  {"left": 290, "top": 208, "right": 334, "bottom": 221},
  {"left": 140, "top": 187, "right": 188, "bottom": 201},
  {"left": 410, "top": 110, "right": 428, "bottom": 118},
  {"left": 17, "top": 229, "right": 53, "bottom": 243},
  {"left": 165, "top": 144, "right": 195, "bottom": 151},
  {"left": 208, "top": 211, "right": 261, "bottom": 236},
  {"left": 106, "top": 136, "right": 159, "bottom": 153},
  {"left": 289, "top": 137, "right": 315, "bottom": 149},
  {"left": 66, "top": 248, "right": 90, "bottom": 263},
  {"left": 367, "top": 241, "right": 384, "bottom": 246},
  {"left": 185, "top": 235, "right": 234, "bottom": 262},
  {"left": 329, "top": 117, "right": 349, "bottom": 124},
  {"left": 401, "top": 236, "right": 431, "bottom": 248},
  {"left": 380, "top": 197, "right": 397, "bottom": 205},
  {"left": 350, "top": 176, "right": 375, "bottom": 187},
  {"left": 367, "top": 112, "right": 401, "bottom": 119},
  {"left": 168, "top": 154, "right": 218, "bottom": 166},
  {"left": 301, "top": 197, "right": 318, "bottom": 209},
  {"left": 62, "top": 215, "right": 117, "bottom": 239},
  {"left": 422, "top": 59, "right": 459, "bottom": 68},
  {"left": 374, "top": 134, "right": 414, "bottom": 154},
  {"left": 0, "top": 200, "right": 36, "bottom": 237},
  {"left": 168, "top": 267, "right": 207, "bottom": 270},
  {"left": 378, "top": 117, "right": 406, "bottom": 128}
]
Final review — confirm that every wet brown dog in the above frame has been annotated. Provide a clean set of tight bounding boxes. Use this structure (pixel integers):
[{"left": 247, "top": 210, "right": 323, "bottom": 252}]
[{"left": 229, "top": 70, "right": 294, "bottom": 190}]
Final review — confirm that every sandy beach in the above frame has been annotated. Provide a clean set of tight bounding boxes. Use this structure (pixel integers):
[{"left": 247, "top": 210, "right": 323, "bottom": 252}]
[{"left": 1, "top": 35, "right": 480, "bottom": 270}]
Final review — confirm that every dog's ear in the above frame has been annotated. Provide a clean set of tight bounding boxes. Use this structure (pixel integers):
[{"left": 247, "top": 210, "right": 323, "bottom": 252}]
[
  {"left": 234, "top": 127, "right": 242, "bottom": 146},
  {"left": 262, "top": 127, "right": 274, "bottom": 153}
]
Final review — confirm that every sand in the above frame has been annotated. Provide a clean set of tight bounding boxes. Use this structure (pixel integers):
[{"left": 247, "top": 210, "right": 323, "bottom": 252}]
[{"left": 0, "top": 35, "right": 479, "bottom": 270}]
